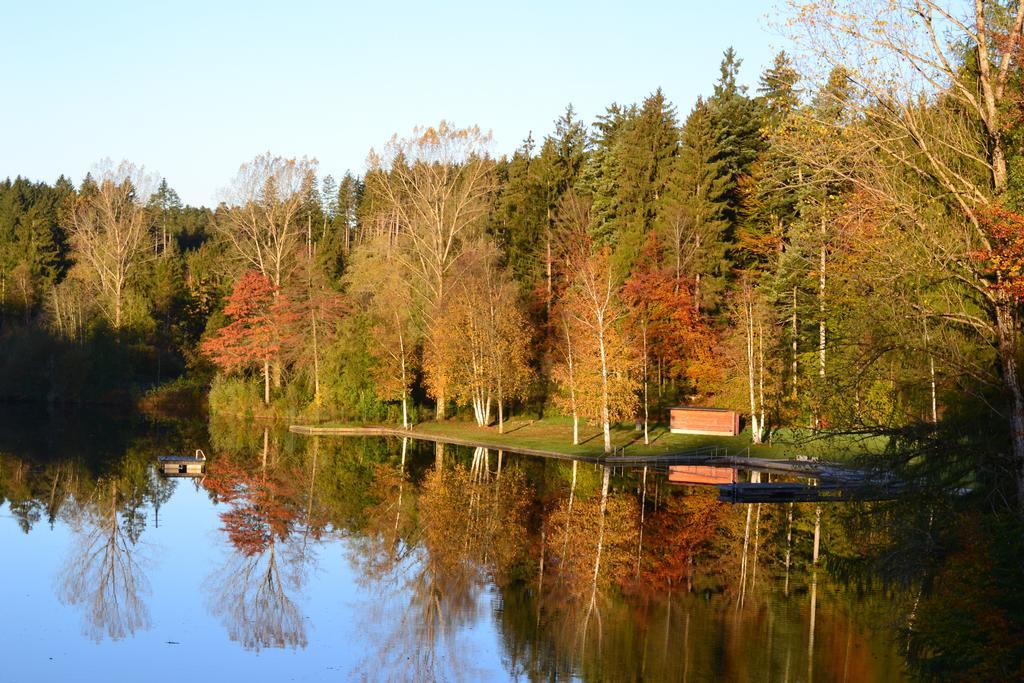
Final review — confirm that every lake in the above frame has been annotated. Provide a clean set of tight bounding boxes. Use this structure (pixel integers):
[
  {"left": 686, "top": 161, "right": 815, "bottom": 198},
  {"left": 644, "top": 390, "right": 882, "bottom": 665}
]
[{"left": 0, "top": 408, "right": 909, "bottom": 681}]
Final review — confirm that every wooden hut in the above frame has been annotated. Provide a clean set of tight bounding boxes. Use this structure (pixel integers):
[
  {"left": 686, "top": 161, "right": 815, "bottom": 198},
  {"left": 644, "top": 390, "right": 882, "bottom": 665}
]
[{"left": 668, "top": 406, "right": 740, "bottom": 436}]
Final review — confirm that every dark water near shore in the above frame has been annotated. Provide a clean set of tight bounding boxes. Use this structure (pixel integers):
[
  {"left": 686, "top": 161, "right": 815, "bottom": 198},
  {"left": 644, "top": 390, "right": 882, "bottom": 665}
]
[{"left": 0, "top": 408, "right": 908, "bottom": 681}]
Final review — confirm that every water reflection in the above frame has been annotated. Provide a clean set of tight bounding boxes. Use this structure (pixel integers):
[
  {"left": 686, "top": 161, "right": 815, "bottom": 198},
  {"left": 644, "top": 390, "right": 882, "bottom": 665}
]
[
  {"left": 58, "top": 478, "right": 151, "bottom": 642},
  {"left": 204, "top": 427, "right": 313, "bottom": 651},
  {"left": 0, "top": 413, "right": 918, "bottom": 680}
]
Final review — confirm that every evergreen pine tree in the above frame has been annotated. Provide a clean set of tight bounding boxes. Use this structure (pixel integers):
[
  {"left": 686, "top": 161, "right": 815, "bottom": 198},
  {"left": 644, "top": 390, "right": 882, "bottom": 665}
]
[
  {"left": 657, "top": 98, "right": 731, "bottom": 312},
  {"left": 708, "top": 48, "right": 766, "bottom": 225}
]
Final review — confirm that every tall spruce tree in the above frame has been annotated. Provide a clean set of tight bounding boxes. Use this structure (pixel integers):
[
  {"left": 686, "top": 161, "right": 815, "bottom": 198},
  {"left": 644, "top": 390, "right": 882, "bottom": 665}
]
[
  {"left": 708, "top": 48, "right": 766, "bottom": 225},
  {"left": 657, "top": 98, "right": 731, "bottom": 313},
  {"left": 493, "top": 134, "right": 547, "bottom": 297},
  {"left": 610, "top": 89, "right": 679, "bottom": 278}
]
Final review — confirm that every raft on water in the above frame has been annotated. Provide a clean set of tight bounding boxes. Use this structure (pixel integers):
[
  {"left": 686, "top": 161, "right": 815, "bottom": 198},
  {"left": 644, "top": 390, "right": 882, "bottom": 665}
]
[{"left": 158, "top": 449, "right": 207, "bottom": 477}]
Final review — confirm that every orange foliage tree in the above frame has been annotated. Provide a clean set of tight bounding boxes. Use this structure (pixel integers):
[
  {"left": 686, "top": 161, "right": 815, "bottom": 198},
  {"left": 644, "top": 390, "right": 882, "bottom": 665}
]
[
  {"left": 623, "top": 237, "right": 717, "bottom": 441},
  {"left": 557, "top": 236, "right": 639, "bottom": 453},
  {"left": 201, "top": 272, "right": 298, "bottom": 404}
]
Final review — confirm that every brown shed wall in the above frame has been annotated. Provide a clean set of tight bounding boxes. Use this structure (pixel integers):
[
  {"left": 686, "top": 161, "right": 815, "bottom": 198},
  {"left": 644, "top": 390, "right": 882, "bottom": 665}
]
[{"left": 669, "top": 408, "right": 740, "bottom": 436}]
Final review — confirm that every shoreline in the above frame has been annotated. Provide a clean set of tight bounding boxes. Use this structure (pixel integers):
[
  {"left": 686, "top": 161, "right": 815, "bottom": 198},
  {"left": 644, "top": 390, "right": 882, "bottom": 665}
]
[{"left": 288, "top": 422, "right": 859, "bottom": 479}]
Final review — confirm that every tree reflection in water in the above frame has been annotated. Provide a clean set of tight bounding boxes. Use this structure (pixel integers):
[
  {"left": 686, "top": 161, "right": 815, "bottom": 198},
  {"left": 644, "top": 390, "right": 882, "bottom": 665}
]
[
  {"left": 4, "top": 414, "right": 982, "bottom": 677},
  {"left": 58, "top": 478, "right": 151, "bottom": 642},
  {"left": 204, "top": 428, "right": 314, "bottom": 652},
  {"left": 351, "top": 444, "right": 530, "bottom": 681}
]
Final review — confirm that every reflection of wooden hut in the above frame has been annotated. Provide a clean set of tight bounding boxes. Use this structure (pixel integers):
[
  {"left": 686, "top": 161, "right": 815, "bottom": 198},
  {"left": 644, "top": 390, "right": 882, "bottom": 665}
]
[
  {"left": 158, "top": 449, "right": 207, "bottom": 477},
  {"left": 668, "top": 465, "right": 737, "bottom": 485},
  {"left": 668, "top": 406, "right": 740, "bottom": 436}
]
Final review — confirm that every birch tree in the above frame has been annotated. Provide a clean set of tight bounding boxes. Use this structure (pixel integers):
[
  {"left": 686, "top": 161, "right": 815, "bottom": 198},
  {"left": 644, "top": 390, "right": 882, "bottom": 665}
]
[
  {"left": 441, "top": 241, "right": 531, "bottom": 429},
  {"left": 64, "top": 160, "right": 155, "bottom": 330},
  {"left": 364, "top": 122, "right": 496, "bottom": 418},
  {"left": 215, "top": 153, "right": 318, "bottom": 289},
  {"left": 348, "top": 248, "right": 419, "bottom": 428},
  {"left": 560, "top": 232, "right": 639, "bottom": 453}
]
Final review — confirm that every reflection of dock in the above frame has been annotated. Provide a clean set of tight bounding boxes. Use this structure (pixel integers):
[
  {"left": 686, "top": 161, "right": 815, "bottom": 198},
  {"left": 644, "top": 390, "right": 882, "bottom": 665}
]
[
  {"left": 605, "top": 446, "right": 852, "bottom": 478},
  {"left": 609, "top": 448, "right": 901, "bottom": 502},
  {"left": 290, "top": 425, "right": 901, "bottom": 503},
  {"left": 157, "top": 449, "right": 207, "bottom": 477},
  {"left": 718, "top": 481, "right": 899, "bottom": 503}
]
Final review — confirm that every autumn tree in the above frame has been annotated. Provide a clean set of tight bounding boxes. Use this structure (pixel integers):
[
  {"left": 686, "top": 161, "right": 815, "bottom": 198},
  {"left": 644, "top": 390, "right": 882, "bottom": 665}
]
[
  {"left": 201, "top": 272, "right": 297, "bottom": 404},
  {"left": 788, "top": 0, "right": 1024, "bottom": 505},
  {"left": 441, "top": 241, "right": 532, "bottom": 430},
  {"left": 363, "top": 122, "right": 496, "bottom": 418},
  {"left": 280, "top": 254, "right": 347, "bottom": 407},
  {"left": 64, "top": 160, "right": 155, "bottom": 329},
  {"left": 623, "top": 238, "right": 716, "bottom": 441},
  {"left": 346, "top": 242, "right": 419, "bottom": 427},
  {"left": 558, "top": 216, "right": 639, "bottom": 453},
  {"left": 215, "top": 153, "right": 318, "bottom": 289}
]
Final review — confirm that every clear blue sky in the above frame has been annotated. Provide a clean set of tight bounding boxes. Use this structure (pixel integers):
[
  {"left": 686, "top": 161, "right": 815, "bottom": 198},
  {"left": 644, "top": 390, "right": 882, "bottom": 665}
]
[{"left": 1, "top": 0, "right": 785, "bottom": 206}]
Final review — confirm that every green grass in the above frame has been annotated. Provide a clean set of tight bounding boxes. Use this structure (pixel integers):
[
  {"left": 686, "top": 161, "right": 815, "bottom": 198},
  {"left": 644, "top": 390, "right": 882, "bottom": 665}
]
[
  {"left": 309, "top": 415, "right": 894, "bottom": 462},
  {"left": 314, "top": 415, "right": 854, "bottom": 460}
]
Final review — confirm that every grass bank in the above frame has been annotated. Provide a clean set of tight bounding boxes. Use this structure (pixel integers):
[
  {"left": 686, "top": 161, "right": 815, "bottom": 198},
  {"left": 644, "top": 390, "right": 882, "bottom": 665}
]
[{"left": 294, "top": 416, "right": 887, "bottom": 461}]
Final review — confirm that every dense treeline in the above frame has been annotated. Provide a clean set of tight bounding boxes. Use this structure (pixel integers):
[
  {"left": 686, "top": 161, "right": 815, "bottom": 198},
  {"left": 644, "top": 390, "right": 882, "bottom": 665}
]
[
  {"left": 1, "top": 5, "right": 1023, "bottom": 500},
  {"left": 2, "top": 2, "right": 1023, "bottom": 677}
]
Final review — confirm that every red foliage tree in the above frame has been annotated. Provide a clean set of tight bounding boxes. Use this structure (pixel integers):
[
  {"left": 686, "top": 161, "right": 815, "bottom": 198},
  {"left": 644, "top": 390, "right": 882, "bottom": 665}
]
[
  {"left": 976, "top": 206, "right": 1024, "bottom": 301},
  {"left": 622, "top": 490, "right": 726, "bottom": 598},
  {"left": 622, "top": 238, "right": 718, "bottom": 395},
  {"left": 204, "top": 458, "right": 302, "bottom": 557},
  {"left": 201, "top": 272, "right": 299, "bottom": 404}
]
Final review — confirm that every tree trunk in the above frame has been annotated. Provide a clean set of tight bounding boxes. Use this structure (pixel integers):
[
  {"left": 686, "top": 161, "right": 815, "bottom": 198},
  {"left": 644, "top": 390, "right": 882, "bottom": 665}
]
[
  {"left": 995, "top": 299, "right": 1024, "bottom": 511},
  {"left": 784, "top": 501, "right": 793, "bottom": 596},
  {"left": 582, "top": 465, "right": 612, "bottom": 640},
  {"left": 311, "top": 308, "right": 321, "bottom": 406},
  {"left": 642, "top": 316, "right": 649, "bottom": 446},
  {"left": 399, "top": 326, "right": 409, "bottom": 428},
  {"left": 263, "top": 358, "right": 271, "bottom": 405},
  {"left": 745, "top": 297, "right": 762, "bottom": 444},
  {"left": 808, "top": 569, "right": 818, "bottom": 683},
  {"left": 498, "top": 394, "right": 505, "bottom": 434},
  {"left": 758, "top": 319, "right": 767, "bottom": 442},
  {"left": 693, "top": 233, "right": 702, "bottom": 314},
  {"left": 563, "top": 315, "right": 580, "bottom": 446},
  {"left": 599, "top": 328, "right": 612, "bottom": 454},
  {"left": 546, "top": 217, "right": 553, "bottom": 322},
  {"left": 114, "top": 281, "right": 123, "bottom": 330},
  {"left": 812, "top": 505, "right": 822, "bottom": 565},
  {"left": 818, "top": 221, "right": 826, "bottom": 379},
  {"left": 792, "top": 286, "right": 798, "bottom": 400},
  {"left": 636, "top": 466, "right": 647, "bottom": 577}
]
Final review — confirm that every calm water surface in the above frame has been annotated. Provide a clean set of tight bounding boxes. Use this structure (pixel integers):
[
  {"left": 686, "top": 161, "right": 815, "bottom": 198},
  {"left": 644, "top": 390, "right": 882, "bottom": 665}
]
[{"left": 0, "top": 409, "right": 908, "bottom": 681}]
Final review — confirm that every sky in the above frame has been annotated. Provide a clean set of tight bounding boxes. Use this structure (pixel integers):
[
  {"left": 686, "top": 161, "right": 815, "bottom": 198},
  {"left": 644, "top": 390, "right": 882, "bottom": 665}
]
[{"left": 1, "top": 0, "right": 787, "bottom": 207}]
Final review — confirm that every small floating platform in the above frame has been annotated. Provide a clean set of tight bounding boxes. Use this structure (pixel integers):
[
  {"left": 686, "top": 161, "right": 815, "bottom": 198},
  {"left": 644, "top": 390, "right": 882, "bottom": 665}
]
[{"left": 158, "top": 449, "right": 207, "bottom": 477}]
